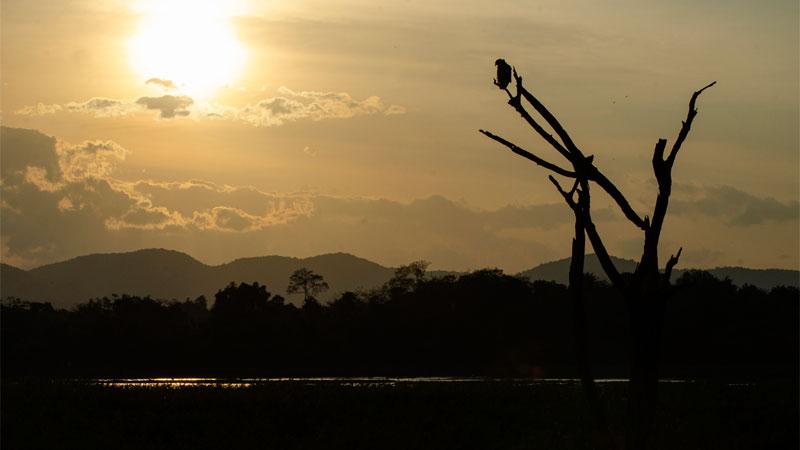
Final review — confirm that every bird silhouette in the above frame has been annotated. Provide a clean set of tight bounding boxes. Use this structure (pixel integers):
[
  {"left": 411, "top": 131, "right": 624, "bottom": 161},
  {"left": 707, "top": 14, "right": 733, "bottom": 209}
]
[{"left": 495, "top": 59, "right": 512, "bottom": 90}]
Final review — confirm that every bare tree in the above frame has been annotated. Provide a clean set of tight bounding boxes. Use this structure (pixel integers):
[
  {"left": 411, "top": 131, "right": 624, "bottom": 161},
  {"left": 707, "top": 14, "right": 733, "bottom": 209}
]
[{"left": 481, "top": 59, "right": 714, "bottom": 450}]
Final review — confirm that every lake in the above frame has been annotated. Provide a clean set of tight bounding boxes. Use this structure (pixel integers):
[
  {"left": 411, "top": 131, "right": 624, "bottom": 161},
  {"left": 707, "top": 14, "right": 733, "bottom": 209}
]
[
  {"left": 2, "top": 377, "right": 796, "bottom": 450},
  {"left": 90, "top": 376, "right": 637, "bottom": 388}
]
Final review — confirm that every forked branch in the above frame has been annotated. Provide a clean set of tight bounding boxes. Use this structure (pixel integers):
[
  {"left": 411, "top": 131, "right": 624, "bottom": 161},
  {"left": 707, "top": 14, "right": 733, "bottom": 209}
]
[
  {"left": 549, "top": 175, "right": 625, "bottom": 290},
  {"left": 666, "top": 82, "right": 716, "bottom": 167},
  {"left": 548, "top": 175, "right": 579, "bottom": 212},
  {"left": 648, "top": 82, "right": 716, "bottom": 251}
]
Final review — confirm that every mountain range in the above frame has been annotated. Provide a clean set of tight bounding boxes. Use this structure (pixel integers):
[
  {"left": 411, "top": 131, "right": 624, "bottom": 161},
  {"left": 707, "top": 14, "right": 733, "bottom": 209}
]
[
  {"left": 518, "top": 256, "right": 799, "bottom": 290},
  {"left": 1, "top": 249, "right": 797, "bottom": 308}
]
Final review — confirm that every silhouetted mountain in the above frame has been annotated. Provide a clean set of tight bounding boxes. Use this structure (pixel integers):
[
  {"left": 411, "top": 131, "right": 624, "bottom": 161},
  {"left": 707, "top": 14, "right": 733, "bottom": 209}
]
[
  {"left": 217, "top": 253, "right": 394, "bottom": 302},
  {"left": 517, "top": 255, "right": 638, "bottom": 285},
  {"left": 26, "top": 249, "right": 209, "bottom": 305},
  {"left": 517, "top": 254, "right": 799, "bottom": 290},
  {"left": 2, "top": 249, "right": 796, "bottom": 308},
  {"left": 701, "top": 266, "right": 800, "bottom": 291},
  {"left": 1, "top": 249, "right": 394, "bottom": 308},
  {"left": 0, "top": 263, "right": 43, "bottom": 299}
]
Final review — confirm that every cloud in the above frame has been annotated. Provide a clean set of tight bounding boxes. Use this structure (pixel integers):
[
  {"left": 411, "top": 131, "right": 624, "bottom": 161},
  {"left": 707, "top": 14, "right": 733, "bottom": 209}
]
[
  {"left": 57, "top": 197, "right": 78, "bottom": 212},
  {"left": 15, "top": 97, "right": 150, "bottom": 118},
  {"left": 671, "top": 184, "right": 799, "bottom": 226},
  {"left": 64, "top": 97, "right": 132, "bottom": 117},
  {"left": 0, "top": 127, "right": 316, "bottom": 266},
  {"left": 146, "top": 78, "right": 177, "bottom": 90},
  {"left": 14, "top": 103, "right": 63, "bottom": 116},
  {"left": 384, "top": 104, "right": 407, "bottom": 116},
  {"left": 233, "top": 87, "right": 406, "bottom": 126},
  {"left": 104, "top": 205, "right": 186, "bottom": 231},
  {"left": 190, "top": 205, "right": 310, "bottom": 232},
  {"left": 57, "top": 140, "right": 130, "bottom": 181},
  {"left": 14, "top": 96, "right": 187, "bottom": 119},
  {"left": 1, "top": 128, "right": 563, "bottom": 271},
  {"left": 135, "top": 95, "right": 193, "bottom": 118},
  {"left": 4, "top": 130, "right": 128, "bottom": 194},
  {"left": 4, "top": 127, "right": 795, "bottom": 272},
  {"left": 14, "top": 87, "right": 405, "bottom": 126},
  {"left": 23, "top": 166, "right": 64, "bottom": 192}
]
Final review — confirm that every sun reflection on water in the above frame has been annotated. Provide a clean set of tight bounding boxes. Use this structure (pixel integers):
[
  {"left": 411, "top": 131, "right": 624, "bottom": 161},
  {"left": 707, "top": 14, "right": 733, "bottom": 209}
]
[{"left": 88, "top": 377, "right": 698, "bottom": 389}]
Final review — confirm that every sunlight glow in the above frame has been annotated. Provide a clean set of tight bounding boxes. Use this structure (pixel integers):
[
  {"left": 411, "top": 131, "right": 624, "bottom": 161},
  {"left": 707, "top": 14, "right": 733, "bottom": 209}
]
[{"left": 128, "top": 0, "right": 246, "bottom": 98}]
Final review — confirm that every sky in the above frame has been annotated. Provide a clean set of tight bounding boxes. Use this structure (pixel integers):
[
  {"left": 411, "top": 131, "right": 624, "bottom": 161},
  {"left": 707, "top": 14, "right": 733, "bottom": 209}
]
[{"left": 1, "top": 0, "right": 798, "bottom": 272}]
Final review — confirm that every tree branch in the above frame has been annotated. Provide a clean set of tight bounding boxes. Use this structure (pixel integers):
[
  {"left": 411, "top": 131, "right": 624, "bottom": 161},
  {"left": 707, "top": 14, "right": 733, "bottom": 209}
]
[
  {"left": 497, "top": 62, "right": 648, "bottom": 230},
  {"left": 666, "top": 82, "right": 716, "bottom": 166},
  {"left": 480, "top": 130, "right": 576, "bottom": 178},
  {"left": 644, "top": 82, "right": 715, "bottom": 270},
  {"left": 549, "top": 176, "right": 625, "bottom": 290},
  {"left": 548, "top": 175, "right": 579, "bottom": 212},
  {"left": 513, "top": 69, "right": 583, "bottom": 158},
  {"left": 506, "top": 91, "right": 573, "bottom": 161},
  {"left": 664, "top": 247, "right": 682, "bottom": 283},
  {"left": 584, "top": 218, "right": 625, "bottom": 290},
  {"left": 588, "top": 167, "right": 648, "bottom": 230}
]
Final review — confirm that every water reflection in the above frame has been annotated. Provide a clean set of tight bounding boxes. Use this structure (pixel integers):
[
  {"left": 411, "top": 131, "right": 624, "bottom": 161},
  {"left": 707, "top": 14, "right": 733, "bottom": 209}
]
[{"left": 89, "top": 377, "right": 698, "bottom": 389}]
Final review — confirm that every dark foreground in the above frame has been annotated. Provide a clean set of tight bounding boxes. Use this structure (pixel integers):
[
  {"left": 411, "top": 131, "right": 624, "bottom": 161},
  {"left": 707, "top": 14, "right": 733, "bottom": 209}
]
[{"left": 2, "top": 379, "right": 797, "bottom": 450}]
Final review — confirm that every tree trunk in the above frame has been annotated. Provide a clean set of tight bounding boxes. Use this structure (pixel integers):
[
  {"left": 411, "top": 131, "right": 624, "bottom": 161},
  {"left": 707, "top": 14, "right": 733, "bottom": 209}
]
[
  {"left": 569, "top": 206, "right": 617, "bottom": 449},
  {"left": 626, "top": 276, "right": 666, "bottom": 450}
]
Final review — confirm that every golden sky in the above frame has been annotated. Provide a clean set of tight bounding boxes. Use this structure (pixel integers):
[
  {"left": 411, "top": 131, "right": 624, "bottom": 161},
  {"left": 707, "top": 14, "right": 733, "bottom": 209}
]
[{"left": 1, "top": 0, "right": 798, "bottom": 271}]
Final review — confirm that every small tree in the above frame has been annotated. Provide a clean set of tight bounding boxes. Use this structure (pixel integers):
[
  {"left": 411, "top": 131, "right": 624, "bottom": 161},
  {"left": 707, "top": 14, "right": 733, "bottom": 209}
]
[
  {"left": 386, "top": 260, "right": 430, "bottom": 295},
  {"left": 481, "top": 59, "right": 714, "bottom": 450},
  {"left": 287, "top": 268, "right": 329, "bottom": 305},
  {"left": 212, "top": 282, "right": 272, "bottom": 316}
]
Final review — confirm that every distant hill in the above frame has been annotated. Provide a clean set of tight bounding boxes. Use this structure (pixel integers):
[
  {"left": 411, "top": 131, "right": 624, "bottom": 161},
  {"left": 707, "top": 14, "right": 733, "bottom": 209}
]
[
  {"left": 1, "top": 249, "right": 796, "bottom": 308},
  {"left": 1, "top": 249, "right": 394, "bottom": 308},
  {"left": 517, "top": 255, "right": 638, "bottom": 285},
  {"left": 517, "top": 254, "right": 799, "bottom": 291}
]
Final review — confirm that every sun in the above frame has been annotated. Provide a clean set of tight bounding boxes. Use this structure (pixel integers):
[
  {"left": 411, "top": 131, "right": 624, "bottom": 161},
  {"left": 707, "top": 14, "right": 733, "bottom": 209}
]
[{"left": 128, "top": 0, "right": 246, "bottom": 99}]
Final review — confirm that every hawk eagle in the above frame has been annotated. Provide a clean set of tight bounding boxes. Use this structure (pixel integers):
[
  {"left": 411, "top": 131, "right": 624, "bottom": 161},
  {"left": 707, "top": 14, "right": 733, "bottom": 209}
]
[{"left": 495, "top": 59, "right": 512, "bottom": 89}]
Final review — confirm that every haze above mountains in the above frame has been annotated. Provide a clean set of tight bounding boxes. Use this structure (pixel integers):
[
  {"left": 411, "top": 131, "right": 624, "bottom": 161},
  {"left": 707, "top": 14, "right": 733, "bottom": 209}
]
[{"left": 1, "top": 249, "right": 797, "bottom": 308}]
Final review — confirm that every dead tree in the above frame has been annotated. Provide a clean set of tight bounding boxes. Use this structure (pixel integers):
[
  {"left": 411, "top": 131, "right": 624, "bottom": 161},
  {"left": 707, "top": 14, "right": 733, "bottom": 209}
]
[{"left": 480, "top": 59, "right": 714, "bottom": 450}]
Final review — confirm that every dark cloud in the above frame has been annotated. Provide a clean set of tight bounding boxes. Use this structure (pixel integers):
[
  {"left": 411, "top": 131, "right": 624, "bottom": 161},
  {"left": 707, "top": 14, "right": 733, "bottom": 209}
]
[
  {"left": 0, "top": 127, "right": 313, "bottom": 266},
  {"left": 1, "top": 127, "right": 59, "bottom": 183},
  {"left": 730, "top": 197, "right": 799, "bottom": 226},
  {"left": 671, "top": 185, "right": 799, "bottom": 226},
  {"left": 0, "top": 127, "right": 563, "bottom": 270},
  {"left": 3, "top": 128, "right": 795, "bottom": 272},
  {"left": 135, "top": 95, "right": 194, "bottom": 118}
]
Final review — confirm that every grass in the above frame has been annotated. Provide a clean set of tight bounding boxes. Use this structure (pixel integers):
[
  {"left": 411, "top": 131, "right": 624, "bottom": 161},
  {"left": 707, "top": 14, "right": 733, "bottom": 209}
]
[{"left": 2, "top": 379, "right": 797, "bottom": 450}]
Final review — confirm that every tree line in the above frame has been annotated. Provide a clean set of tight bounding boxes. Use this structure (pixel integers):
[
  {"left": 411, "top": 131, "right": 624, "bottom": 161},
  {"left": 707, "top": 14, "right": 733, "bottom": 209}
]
[{"left": 2, "top": 264, "right": 797, "bottom": 379}]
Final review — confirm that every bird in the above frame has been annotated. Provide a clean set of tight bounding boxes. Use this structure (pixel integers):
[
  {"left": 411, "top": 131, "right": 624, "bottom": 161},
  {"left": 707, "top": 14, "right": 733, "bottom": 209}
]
[{"left": 495, "top": 59, "right": 512, "bottom": 90}]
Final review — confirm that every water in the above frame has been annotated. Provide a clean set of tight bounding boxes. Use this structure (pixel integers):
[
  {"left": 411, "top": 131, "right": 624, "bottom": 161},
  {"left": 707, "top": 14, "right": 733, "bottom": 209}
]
[
  {"left": 6, "top": 376, "right": 785, "bottom": 449},
  {"left": 88, "top": 376, "right": 698, "bottom": 389}
]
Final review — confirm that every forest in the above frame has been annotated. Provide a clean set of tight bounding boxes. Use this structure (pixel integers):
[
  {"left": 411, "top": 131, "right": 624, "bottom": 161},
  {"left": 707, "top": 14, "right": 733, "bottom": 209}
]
[{"left": 2, "top": 265, "right": 797, "bottom": 380}]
